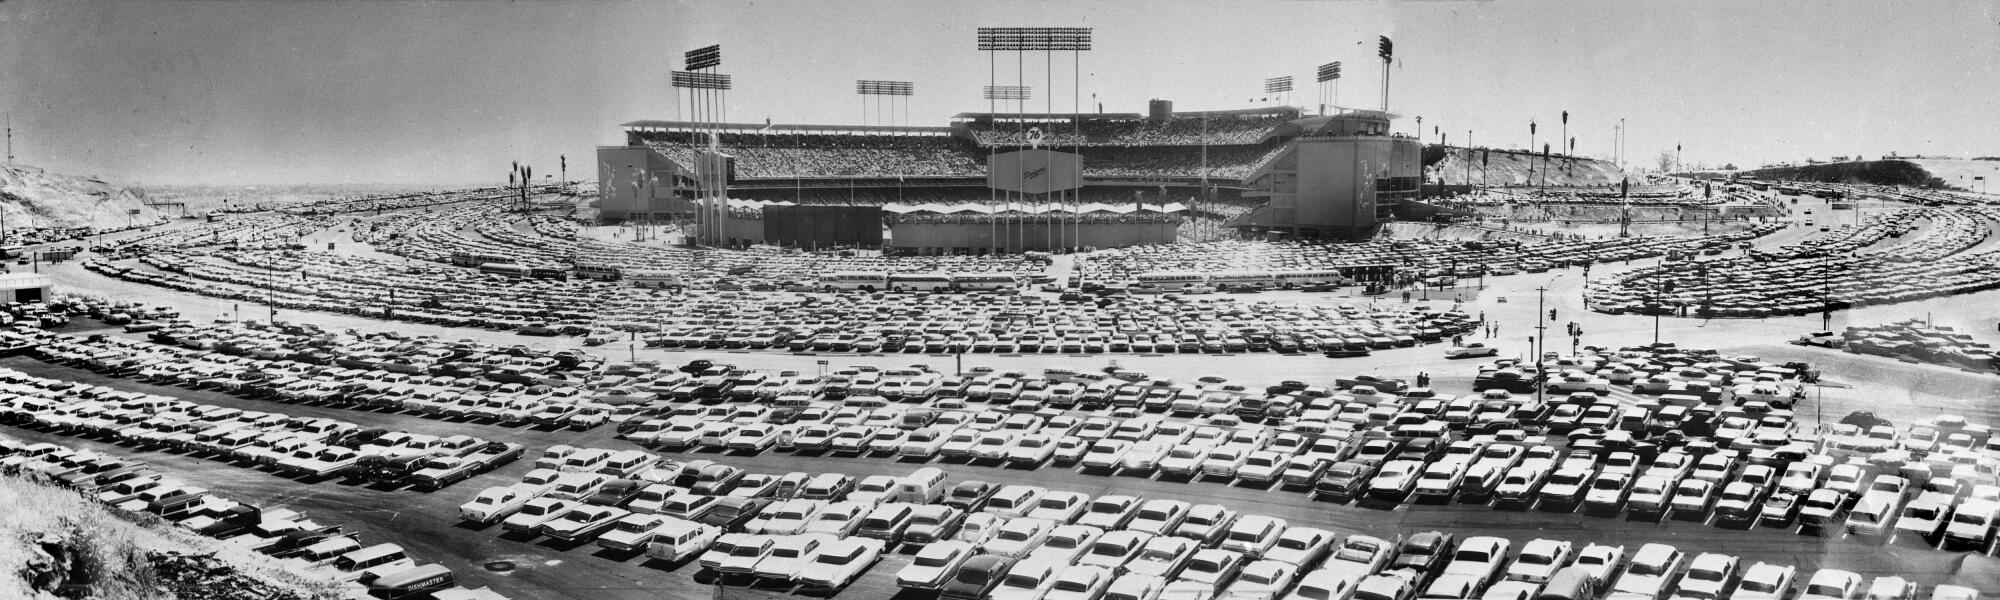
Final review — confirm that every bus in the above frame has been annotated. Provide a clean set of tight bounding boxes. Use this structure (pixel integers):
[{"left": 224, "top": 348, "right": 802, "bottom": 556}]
[
  {"left": 1274, "top": 270, "right": 1351, "bottom": 287},
  {"left": 526, "top": 266, "right": 569, "bottom": 280},
  {"left": 950, "top": 274, "right": 1019, "bottom": 291},
  {"left": 477, "top": 263, "right": 529, "bottom": 278},
  {"left": 629, "top": 271, "right": 682, "bottom": 289},
  {"left": 450, "top": 252, "right": 508, "bottom": 267},
  {"left": 369, "top": 564, "right": 455, "bottom": 600},
  {"left": 1134, "top": 272, "right": 1209, "bottom": 291},
  {"left": 1208, "top": 271, "right": 1280, "bottom": 289},
  {"left": 572, "top": 264, "right": 622, "bottom": 281},
  {"left": 821, "top": 272, "right": 889, "bottom": 291},
  {"left": 889, "top": 273, "right": 954, "bottom": 292}
]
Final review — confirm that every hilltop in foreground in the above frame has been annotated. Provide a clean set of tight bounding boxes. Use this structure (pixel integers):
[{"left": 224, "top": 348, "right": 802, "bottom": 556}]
[{"left": 0, "top": 476, "right": 353, "bottom": 600}]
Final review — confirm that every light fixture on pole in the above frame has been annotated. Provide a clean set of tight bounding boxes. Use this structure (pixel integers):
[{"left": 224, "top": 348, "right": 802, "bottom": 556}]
[
  {"left": 1315, "top": 61, "right": 1342, "bottom": 112},
  {"left": 1377, "top": 36, "right": 1393, "bottom": 111},
  {"left": 1263, "top": 76, "right": 1293, "bottom": 107},
  {"left": 857, "top": 80, "right": 915, "bottom": 127}
]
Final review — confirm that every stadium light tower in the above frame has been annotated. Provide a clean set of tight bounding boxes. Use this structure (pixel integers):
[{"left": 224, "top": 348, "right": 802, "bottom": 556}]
[
  {"left": 1264, "top": 76, "right": 1293, "bottom": 107},
  {"left": 673, "top": 44, "right": 734, "bottom": 247},
  {"left": 1377, "top": 36, "right": 1394, "bottom": 111},
  {"left": 979, "top": 27, "right": 1092, "bottom": 253},
  {"left": 857, "top": 80, "right": 914, "bottom": 126},
  {"left": 1316, "top": 62, "right": 1342, "bottom": 113}
]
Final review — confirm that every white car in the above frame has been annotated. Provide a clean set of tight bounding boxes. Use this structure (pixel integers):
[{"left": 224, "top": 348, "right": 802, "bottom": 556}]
[
  {"left": 459, "top": 485, "right": 537, "bottom": 524},
  {"left": 1610, "top": 543, "right": 1686, "bottom": 600},
  {"left": 1285, "top": 568, "right": 1364, "bottom": 600},
  {"left": 1447, "top": 344, "right": 1501, "bottom": 358},
  {"left": 1504, "top": 538, "right": 1574, "bottom": 583},
  {"left": 1225, "top": 560, "right": 1301, "bottom": 600},
  {"left": 1044, "top": 565, "right": 1115, "bottom": 600},
  {"left": 1263, "top": 527, "right": 1334, "bottom": 568},
  {"left": 1219, "top": 515, "right": 1287, "bottom": 558},
  {"left": 1444, "top": 536, "right": 1512, "bottom": 589},
  {"left": 1076, "top": 495, "right": 1141, "bottom": 531},
  {"left": 1030, "top": 524, "right": 1105, "bottom": 565},
  {"left": 752, "top": 533, "right": 836, "bottom": 581},
  {"left": 1732, "top": 562, "right": 1796, "bottom": 600},
  {"left": 896, "top": 541, "right": 974, "bottom": 590},
  {"left": 1081, "top": 440, "right": 1134, "bottom": 470},
  {"left": 500, "top": 498, "right": 573, "bottom": 533},
  {"left": 986, "top": 485, "right": 1049, "bottom": 520},
  {"left": 1127, "top": 499, "right": 1191, "bottom": 536},
  {"left": 793, "top": 537, "right": 886, "bottom": 589},
  {"left": 1799, "top": 569, "right": 1863, "bottom": 600},
  {"left": 1574, "top": 544, "right": 1626, "bottom": 586},
  {"left": 987, "top": 517, "right": 1058, "bottom": 559},
  {"left": 1673, "top": 552, "right": 1738, "bottom": 600}
]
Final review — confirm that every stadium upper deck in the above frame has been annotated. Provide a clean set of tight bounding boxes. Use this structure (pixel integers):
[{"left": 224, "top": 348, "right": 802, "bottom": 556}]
[{"left": 622, "top": 105, "right": 1297, "bottom": 184}]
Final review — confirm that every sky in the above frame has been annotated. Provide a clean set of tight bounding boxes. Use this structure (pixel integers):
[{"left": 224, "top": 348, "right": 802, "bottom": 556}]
[{"left": 2, "top": 0, "right": 1997, "bottom": 186}]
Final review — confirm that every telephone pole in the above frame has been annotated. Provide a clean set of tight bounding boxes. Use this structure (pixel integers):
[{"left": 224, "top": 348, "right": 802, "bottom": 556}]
[{"left": 1535, "top": 285, "right": 1549, "bottom": 407}]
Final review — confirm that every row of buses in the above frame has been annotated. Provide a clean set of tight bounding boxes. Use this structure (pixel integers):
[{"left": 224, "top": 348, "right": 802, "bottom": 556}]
[{"left": 819, "top": 272, "right": 1022, "bottom": 291}]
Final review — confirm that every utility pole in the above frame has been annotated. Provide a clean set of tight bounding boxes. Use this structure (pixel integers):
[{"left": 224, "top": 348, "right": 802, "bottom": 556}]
[
  {"left": 5, "top": 114, "right": 13, "bottom": 165},
  {"left": 1535, "top": 285, "right": 1549, "bottom": 408}
]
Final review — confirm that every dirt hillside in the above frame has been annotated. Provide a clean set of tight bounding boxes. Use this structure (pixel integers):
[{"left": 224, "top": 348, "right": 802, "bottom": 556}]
[{"left": 0, "top": 164, "right": 172, "bottom": 233}]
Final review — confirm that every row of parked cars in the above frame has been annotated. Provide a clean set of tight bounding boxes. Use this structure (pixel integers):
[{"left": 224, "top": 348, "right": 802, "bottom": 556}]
[
  {"left": 1795, "top": 320, "right": 2000, "bottom": 373},
  {"left": 458, "top": 449, "right": 1991, "bottom": 600},
  {"left": 0, "top": 434, "right": 504, "bottom": 600},
  {"left": 1075, "top": 225, "right": 1785, "bottom": 288},
  {"left": 1593, "top": 207, "right": 2000, "bottom": 318},
  {"left": 0, "top": 365, "right": 523, "bottom": 491}
]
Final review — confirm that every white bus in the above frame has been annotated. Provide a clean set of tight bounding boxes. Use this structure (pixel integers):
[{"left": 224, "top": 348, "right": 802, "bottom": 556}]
[
  {"left": 821, "top": 271, "right": 890, "bottom": 290},
  {"left": 1208, "top": 271, "right": 1280, "bottom": 289},
  {"left": 1274, "top": 270, "right": 1350, "bottom": 287},
  {"left": 950, "top": 274, "right": 1019, "bottom": 291},
  {"left": 889, "top": 273, "right": 954, "bottom": 292},
  {"left": 1134, "top": 272, "right": 1210, "bottom": 291}
]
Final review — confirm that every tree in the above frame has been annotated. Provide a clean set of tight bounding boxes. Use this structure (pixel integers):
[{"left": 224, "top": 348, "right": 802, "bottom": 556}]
[
  {"left": 1722, "top": 163, "right": 1738, "bottom": 171},
  {"left": 1656, "top": 151, "right": 1674, "bottom": 173}
]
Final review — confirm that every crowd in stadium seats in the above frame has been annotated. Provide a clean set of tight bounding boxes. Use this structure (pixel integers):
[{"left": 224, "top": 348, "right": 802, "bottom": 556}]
[
  {"left": 728, "top": 185, "right": 1220, "bottom": 208},
  {"left": 638, "top": 127, "right": 1284, "bottom": 181},
  {"left": 965, "top": 114, "right": 1289, "bottom": 147}
]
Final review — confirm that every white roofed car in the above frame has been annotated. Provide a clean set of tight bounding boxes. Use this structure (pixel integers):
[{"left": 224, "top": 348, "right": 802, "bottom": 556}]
[
  {"left": 1165, "top": 548, "right": 1247, "bottom": 598},
  {"left": 1282, "top": 568, "right": 1362, "bottom": 600},
  {"left": 987, "top": 517, "right": 1058, "bottom": 559},
  {"left": 1030, "top": 490, "right": 1093, "bottom": 525},
  {"left": 1044, "top": 565, "right": 1115, "bottom": 600},
  {"left": 896, "top": 540, "right": 974, "bottom": 591},
  {"left": 458, "top": 485, "right": 535, "bottom": 524},
  {"left": 793, "top": 537, "right": 886, "bottom": 589},
  {"left": 1128, "top": 499, "right": 1192, "bottom": 537},
  {"left": 1672, "top": 552, "right": 1738, "bottom": 600},
  {"left": 1799, "top": 569, "right": 1863, "bottom": 600},
  {"left": 1029, "top": 524, "right": 1106, "bottom": 566},
  {"left": 1263, "top": 526, "right": 1334, "bottom": 569},
  {"left": 1443, "top": 536, "right": 1512, "bottom": 590},
  {"left": 1731, "top": 562, "right": 1796, "bottom": 600},
  {"left": 1609, "top": 543, "right": 1685, "bottom": 600},
  {"left": 1077, "top": 530, "right": 1152, "bottom": 573},
  {"left": 986, "top": 485, "right": 1050, "bottom": 520},
  {"left": 1219, "top": 515, "right": 1288, "bottom": 559},
  {"left": 1504, "top": 538, "right": 1574, "bottom": 584}
]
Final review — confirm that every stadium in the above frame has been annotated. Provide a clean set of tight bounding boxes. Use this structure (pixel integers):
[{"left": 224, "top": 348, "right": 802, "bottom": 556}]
[{"left": 597, "top": 99, "right": 1423, "bottom": 251}]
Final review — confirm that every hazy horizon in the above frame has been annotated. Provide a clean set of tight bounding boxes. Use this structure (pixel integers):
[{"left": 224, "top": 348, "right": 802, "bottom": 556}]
[{"left": 4, "top": 0, "right": 1996, "bottom": 186}]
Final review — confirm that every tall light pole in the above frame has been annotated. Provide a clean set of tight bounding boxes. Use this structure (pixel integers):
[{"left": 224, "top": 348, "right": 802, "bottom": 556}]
[
  {"left": 1560, "top": 111, "right": 1568, "bottom": 179},
  {"left": 1528, "top": 121, "right": 1538, "bottom": 191},
  {"left": 1619, "top": 117, "right": 1627, "bottom": 170}
]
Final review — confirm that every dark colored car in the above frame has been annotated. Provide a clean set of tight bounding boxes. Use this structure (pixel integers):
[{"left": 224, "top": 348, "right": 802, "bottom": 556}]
[
  {"left": 938, "top": 554, "right": 1016, "bottom": 600},
  {"left": 586, "top": 479, "right": 645, "bottom": 507},
  {"left": 698, "top": 497, "right": 774, "bottom": 532},
  {"left": 1391, "top": 530, "right": 1456, "bottom": 577},
  {"left": 942, "top": 480, "right": 998, "bottom": 511}
]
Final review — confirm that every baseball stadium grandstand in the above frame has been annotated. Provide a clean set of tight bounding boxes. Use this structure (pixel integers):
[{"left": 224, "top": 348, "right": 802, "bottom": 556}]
[{"left": 597, "top": 100, "right": 1423, "bottom": 252}]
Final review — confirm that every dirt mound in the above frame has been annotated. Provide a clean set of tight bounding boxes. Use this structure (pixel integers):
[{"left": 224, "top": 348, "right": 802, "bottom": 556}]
[
  {"left": 0, "top": 164, "right": 173, "bottom": 233},
  {"left": 0, "top": 477, "right": 355, "bottom": 600},
  {"left": 1427, "top": 147, "right": 1629, "bottom": 187}
]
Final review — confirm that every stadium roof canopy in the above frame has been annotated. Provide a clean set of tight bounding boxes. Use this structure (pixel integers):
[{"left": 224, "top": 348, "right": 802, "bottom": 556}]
[
  {"left": 950, "top": 106, "right": 1298, "bottom": 121},
  {"left": 623, "top": 120, "right": 954, "bottom": 135},
  {"left": 882, "top": 202, "right": 1187, "bottom": 215}
]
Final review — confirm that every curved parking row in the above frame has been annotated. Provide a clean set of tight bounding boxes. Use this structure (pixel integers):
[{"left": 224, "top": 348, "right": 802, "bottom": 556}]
[
  {"left": 1591, "top": 209, "right": 2000, "bottom": 317},
  {"left": 1079, "top": 224, "right": 1784, "bottom": 285}
]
